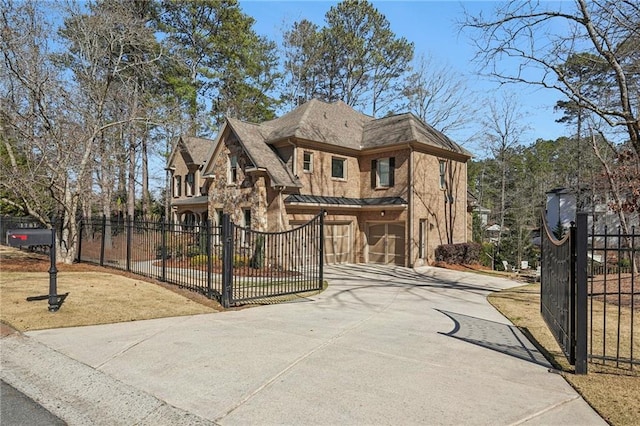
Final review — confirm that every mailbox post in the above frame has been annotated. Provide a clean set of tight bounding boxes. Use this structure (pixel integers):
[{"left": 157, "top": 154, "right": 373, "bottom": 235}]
[{"left": 7, "top": 228, "right": 62, "bottom": 312}]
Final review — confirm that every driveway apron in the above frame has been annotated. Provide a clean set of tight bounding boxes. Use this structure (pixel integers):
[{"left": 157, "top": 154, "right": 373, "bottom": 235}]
[{"left": 10, "top": 264, "right": 604, "bottom": 425}]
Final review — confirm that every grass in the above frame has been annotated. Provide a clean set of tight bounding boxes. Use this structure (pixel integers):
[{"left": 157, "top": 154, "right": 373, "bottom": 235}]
[
  {"left": 489, "top": 283, "right": 640, "bottom": 426},
  {"left": 0, "top": 272, "right": 218, "bottom": 331}
]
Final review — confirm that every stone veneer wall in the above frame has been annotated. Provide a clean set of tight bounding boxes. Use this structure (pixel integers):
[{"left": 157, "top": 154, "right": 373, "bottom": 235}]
[{"left": 207, "top": 136, "right": 269, "bottom": 231}]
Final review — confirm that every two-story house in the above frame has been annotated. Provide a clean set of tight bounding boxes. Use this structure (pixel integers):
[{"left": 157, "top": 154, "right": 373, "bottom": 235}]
[
  {"left": 199, "top": 99, "right": 471, "bottom": 267},
  {"left": 166, "top": 135, "right": 214, "bottom": 225}
]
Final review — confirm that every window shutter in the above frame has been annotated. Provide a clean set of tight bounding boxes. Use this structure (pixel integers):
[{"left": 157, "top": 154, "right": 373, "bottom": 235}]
[
  {"left": 371, "top": 159, "right": 377, "bottom": 188},
  {"left": 389, "top": 157, "right": 395, "bottom": 187}
]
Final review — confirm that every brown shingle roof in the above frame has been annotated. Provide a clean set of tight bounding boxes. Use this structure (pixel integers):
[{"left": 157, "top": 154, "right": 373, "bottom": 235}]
[
  {"left": 226, "top": 118, "right": 300, "bottom": 188},
  {"left": 167, "top": 136, "right": 213, "bottom": 168},
  {"left": 263, "top": 99, "right": 371, "bottom": 149},
  {"left": 182, "top": 136, "right": 212, "bottom": 165},
  {"left": 211, "top": 100, "right": 469, "bottom": 188},
  {"left": 362, "top": 113, "right": 470, "bottom": 156}
]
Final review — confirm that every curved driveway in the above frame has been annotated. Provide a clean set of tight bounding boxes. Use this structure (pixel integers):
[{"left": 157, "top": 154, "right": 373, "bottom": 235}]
[{"left": 3, "top": 264, "right": 604, "bottom": 425}]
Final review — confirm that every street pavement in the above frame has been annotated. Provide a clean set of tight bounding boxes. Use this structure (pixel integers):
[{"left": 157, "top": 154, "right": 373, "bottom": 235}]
[{"left": 1, "top": 264, "right": 606, "bottom": 425}]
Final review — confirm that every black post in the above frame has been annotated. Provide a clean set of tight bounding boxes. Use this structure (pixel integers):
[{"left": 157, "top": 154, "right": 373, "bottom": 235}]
[
  {"left": 77, "top": 218, "right": 83, "bottom": 263},
  {"left": 575, "top": 212, "right": 588, "bottom": 374},
  {"left": 100, "top": 215, "right": 106, "bottom": 267},
  {"left": 569, "top": 221, "right": 577, "bottom": 365},
  {"left": 161, "top": 220, "right": 167, "bottom": 282},
  {"left": 126, "top": 215, "right": 132, "bottom": 272},
  {"left": 221, "top": 213, "right": 233, "bottom": 308},
  {"left": 48, "top": 229, "right": 59, "bottom": 312},
  {"left": 205, "top": 220, "right": 212, "bottom": 297},
  {"left": 319, "top": 210, "right": 324, "bottom": 290}
]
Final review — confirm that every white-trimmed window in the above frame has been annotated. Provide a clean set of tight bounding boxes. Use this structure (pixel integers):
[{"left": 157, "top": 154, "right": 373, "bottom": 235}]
[
  {"left": 371, "top": 157, "right": 395, "bottom": 188},
  {"left": 174, "top": 175, "right": 182, "bottom": 197},
  {"left": 303, "top": 151, "right": 313, "bottom": 173},
  {"left": 229, "top": 155, "right": 238, "bottom": 184},
  {"left": 185, "top": 172, "right": 195, "bottom": 196},
  {"left": 331, "top": 157, "right": 346, "bottom": 179},
  {"left": 242, "top": 208, "right": 252, "bottom": 246},
  {"left": 439, "top": 160, "right": 447, "bottom": 189}
]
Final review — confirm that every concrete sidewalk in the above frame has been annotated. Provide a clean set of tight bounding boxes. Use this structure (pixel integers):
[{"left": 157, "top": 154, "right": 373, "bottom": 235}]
[{"left": 1, "top": 264, "right": 605, "bottom": 425}]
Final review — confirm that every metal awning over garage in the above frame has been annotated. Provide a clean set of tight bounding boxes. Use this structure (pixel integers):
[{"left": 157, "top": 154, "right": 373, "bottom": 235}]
[{"left": 285, "top": 194, "right": 407, "bottom": 210}]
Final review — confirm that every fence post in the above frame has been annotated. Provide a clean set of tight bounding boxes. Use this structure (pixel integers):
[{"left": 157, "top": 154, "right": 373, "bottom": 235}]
[
  {"left": 160, "top": 220, "right": 167, "bottom": 282},
  {"left": 221, "top": 213, "right": 233, "bottom": 308},
  {"left": 126, "top": 215, "right": 132, "bottom": 272},
  {"left": 319, "top": 210, "right": 324, "bottom": 290},
  {"left": 569, "top": 221, "right": 577, "bottom": 365},
  {"left": 77, "top": 218, "right": 83, "bottom": 263},
  {"left": 575, "top": 212, "right": 588, "bottom": 374},
  {"left": 100, "top": 215, "right": 106, "bottom": 267},
  {"left": 205, "top": 220, "right": 212, "bottom": 297}
]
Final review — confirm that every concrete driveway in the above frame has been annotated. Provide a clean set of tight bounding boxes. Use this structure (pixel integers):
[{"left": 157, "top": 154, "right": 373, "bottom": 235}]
[{"left": 2, "top": 264, "right": 604, "bottom": 425}]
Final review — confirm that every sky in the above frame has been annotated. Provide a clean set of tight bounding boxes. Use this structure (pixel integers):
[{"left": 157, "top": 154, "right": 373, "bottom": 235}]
[{"left": 239, "top": 0, "right": 572, "bottom": 157}]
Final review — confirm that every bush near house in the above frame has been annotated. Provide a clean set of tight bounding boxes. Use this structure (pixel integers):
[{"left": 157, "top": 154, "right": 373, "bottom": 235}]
[{"left": 435, "top": 242, "right": 482, "bottom": 265}]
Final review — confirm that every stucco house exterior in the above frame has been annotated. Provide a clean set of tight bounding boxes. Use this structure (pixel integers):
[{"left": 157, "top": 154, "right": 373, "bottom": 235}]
[{"left": 182, "top": 99, "right": 471, "bottom": 267}]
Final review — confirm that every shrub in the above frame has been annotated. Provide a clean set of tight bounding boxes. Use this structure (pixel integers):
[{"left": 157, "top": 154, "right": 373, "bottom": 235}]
[
  {"left": 435, "top": 242, "right": 482, "bottom": 265},
  {"left": 190, "top": 254, "right": 208, "bottom": 266},
  {"left": 233, "top": 254, "right": 247, "bottom": 267},
  {"left": 249, "top": 235, "right": 265, "bottom": 268},
  {"left": 479, "top": 243, "right": 494, "bottom": 268}
]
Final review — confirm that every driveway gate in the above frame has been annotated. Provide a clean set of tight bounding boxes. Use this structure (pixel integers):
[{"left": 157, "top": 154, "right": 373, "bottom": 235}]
[
  {"left": 540, "top": 212, "right": 588, "bottom": 374},
  {"left": 220, "top": 212, "right": 324, "bottom": 306},
  {"left": 75, "top": 212, "right": 324, "bottom": 307}
]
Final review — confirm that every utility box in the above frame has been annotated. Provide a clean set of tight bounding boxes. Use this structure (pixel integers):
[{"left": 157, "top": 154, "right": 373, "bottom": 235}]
[{"left": 6, "top": 229, "right": 54, "bottom": 247}]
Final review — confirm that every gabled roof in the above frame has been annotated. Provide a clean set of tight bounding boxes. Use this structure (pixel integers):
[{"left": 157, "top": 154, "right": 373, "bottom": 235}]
[
  {"left": 167, "top": 136, "right": 213, "bottom": 168},
  {"left": 225, "top": 118, "right": 300, "bottom": 188}
]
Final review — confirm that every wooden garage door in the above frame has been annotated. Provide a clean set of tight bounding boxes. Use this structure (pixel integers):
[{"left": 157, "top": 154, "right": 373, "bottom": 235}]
[
  {"left": 368, "top": 223, "right": 405, "bottom": 266},
  {"left": 325, "top": 223, "right": 351, "bottom": 264}
]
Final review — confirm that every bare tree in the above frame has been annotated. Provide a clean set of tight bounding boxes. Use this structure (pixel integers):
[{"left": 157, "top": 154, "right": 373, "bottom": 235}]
[
  {"left": 1, "top": 0, "right": 163, "bottom": 262},
  {"left": 462, "top": 0, "right": 639, "bottom": 157},
  {"left": 403, "top": 53, "right": 479, "bottom": 134},
  {"left": 482, "top": 93, "right": 530, "bottom": 248}
]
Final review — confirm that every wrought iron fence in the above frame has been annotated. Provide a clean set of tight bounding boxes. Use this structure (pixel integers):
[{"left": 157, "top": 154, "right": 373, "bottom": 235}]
[
  {"left": 588, "top": 224, "right": 639, "bottom": 370},
  {"left": 77, "top": 213, "right": 324, "bottom": 307}
]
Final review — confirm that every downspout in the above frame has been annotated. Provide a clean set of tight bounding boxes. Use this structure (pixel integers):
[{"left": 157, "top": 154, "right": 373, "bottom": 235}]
[
  {"left": 408, "top": 145, "right": 413, "bottom": 268},
  {"left": 278, "top": 186, "right": 285, "bottom": 231},
  {"left": 464, "top": 161, "right": 469, "bottom": 242}
]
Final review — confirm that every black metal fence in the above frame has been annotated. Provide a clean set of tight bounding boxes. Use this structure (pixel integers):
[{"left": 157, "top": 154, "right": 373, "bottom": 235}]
[
  {"left": 588, "top": 223, "right": 639, "bottom": 370},
  {"left": 540, "top": 212, "right": 588, "bottom": 374},
  {"left": 542, "top": 211, "right": 639, "bottom": 373},
  {"left": 77, "top": 212, "right": 324, "bottom": 307}
]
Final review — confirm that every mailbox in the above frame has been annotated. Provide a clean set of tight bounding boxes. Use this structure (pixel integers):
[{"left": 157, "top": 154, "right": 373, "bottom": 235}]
[
  {"left": 6, "top": 227, "right": 64, "bottom": 312},
  {"left": 7, "top": 229, "right": 54, "bottom": 247}
]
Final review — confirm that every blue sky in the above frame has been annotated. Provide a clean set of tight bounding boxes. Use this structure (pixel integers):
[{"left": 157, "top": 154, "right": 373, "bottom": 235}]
[{"left": 240, "top": 0, "right": 572, "bottom": 156}]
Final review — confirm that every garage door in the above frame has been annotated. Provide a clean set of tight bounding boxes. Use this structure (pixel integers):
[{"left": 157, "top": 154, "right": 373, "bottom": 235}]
[
  {"left": 324, "top": 223, "right": 351, "bottom": 264},
  {"left": 368, "top": 223, "right": 405, "bottom": 266}
]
